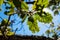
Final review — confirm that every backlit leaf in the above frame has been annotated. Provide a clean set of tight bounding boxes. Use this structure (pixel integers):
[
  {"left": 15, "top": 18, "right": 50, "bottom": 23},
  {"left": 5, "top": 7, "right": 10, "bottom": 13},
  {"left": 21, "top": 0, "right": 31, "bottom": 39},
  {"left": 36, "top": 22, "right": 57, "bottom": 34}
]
[
  {"left": 33, "top": 13, "right": 53, "bottom": 23},
  {"left": 6, "top": 31, "right": 14, "bottom": 36},
  {"left": 0, "top": 0, "right": 4, "bottom": 6},
  {"left": 32, "top": 0, "right": 49, "bottom": 10},
  {"left": 27, "top": 17, "right": 40, "bottom": 33},
  {"left": 21, "top": 1, "right": 28, "bottom": 10}
]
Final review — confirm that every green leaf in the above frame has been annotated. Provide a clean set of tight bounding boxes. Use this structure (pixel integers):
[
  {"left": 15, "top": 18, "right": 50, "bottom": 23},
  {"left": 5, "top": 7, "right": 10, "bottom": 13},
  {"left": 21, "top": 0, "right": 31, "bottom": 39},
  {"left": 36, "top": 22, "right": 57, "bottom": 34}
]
[
  {"left": 6, "top": 31, "right": 14, "bottom": 36},
  {"left": 0, "top": 0, "right": 4, "bottom": 6},
  {"left": 54, "top": 10, "right": 59, "bottom": 16},
  {"left": 33, "top": 13, "right": 53, "bottom": 23},
  {"left": 28, "top": 16, "right": 34, "bottom": 23},
  {"left": 52, "top": 5, "right": 56, "bottom": 11},
  {"left": 43, "top": 0, "right": 49, "bottom": 7},
  {"left": 21, "top": 1, "right": 28, "bottom": 10},
  {"left": 37, "top": 0, "right": 49, "bottom": 8},
  {"left": 8, "top": 8, "right": 14, "bottom": 15},
  {"left": 0, "top": 30, "right": 2, "bottom": 35},
  {"left": 13, "top": 0, "right": 28, "bottom": 11},
  {"left": 8, "top": 1, "right": 15, "bottom": 8},
  {"left": 1, "top": 19, "right": 10, "bottom": 26},
  {"left": 32, "top": 4, "right": 36, "bottom": 10},
  {"left": 0, "top": 0, "right": 4, "bottom": 10},
  {"left": 45, "top": 30, "right": 50, "bottom": 34},
  {"left": 27, "top": 18, "right": 40, "bottom": 33},
  {"left": 4, "top": 8, "right": 14, "bottom": 15},
  {"left": 33, "top": 0, "right": 46, "bottom": 10},
  {"left": 7, "top": 27, "right": 11, "bottom": 31},
  {"left": 33, "top": 0, "right": 49, "bottom": 9}
]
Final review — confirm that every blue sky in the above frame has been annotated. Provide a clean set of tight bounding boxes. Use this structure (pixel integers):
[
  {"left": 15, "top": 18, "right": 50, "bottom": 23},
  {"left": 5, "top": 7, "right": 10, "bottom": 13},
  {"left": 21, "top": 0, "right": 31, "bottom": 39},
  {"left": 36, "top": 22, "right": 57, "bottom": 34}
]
[{"left": 0, "top": 0, "right": 60, "bottom": 37}]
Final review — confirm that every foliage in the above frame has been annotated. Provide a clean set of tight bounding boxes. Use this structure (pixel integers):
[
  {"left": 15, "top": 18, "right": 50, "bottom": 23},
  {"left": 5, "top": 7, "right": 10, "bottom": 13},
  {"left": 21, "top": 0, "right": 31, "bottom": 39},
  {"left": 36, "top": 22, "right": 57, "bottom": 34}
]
[
  {"left": 45, "top": 22, "right": 60, "bottom": 39},
  {"left": 33, "top": 13, "right": 53, "bottom": 23},
  {"left": 0, "top": 26, "right": 14, "bottom": 36},
  {"left": 1, "top": 19, "right": 10, "bottom": 26},
  {"left": 0, "top": 0, "right": 60, "bottom": 39},
  {"left": 32, "top": 0, "right": 49, "bottom": 10},
  {"left": 0, "top": 0, "right": 4, "bottom": 6},
  {"left": 27, "top": 16, "right": 40, "bottom": 33}
]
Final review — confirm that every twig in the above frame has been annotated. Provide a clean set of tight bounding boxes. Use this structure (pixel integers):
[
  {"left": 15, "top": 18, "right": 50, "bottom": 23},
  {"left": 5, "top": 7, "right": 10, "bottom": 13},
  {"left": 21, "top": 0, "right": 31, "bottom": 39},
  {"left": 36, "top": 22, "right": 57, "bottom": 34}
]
[{"left": 0, "top": 16, "right": 4, "bottom": 20}]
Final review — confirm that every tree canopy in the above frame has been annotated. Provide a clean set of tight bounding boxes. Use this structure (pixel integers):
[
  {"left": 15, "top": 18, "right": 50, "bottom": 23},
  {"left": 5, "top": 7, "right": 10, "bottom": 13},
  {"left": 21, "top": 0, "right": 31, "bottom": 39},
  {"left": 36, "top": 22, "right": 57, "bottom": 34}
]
[{"left": 0, "top": 0, "right": 60, "bottom": 39}]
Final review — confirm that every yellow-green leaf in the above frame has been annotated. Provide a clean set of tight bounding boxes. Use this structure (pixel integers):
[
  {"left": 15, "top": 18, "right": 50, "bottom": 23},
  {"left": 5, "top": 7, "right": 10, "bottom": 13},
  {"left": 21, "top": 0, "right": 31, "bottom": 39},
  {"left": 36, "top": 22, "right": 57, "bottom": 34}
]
[
  {"left": 8, "top": 1, "right": 15, "bottom": 8},
  {"left": 6, "top": 31, "right": 14, "bottom": 36},
  {"left": 27, "top": 20, "right": 40, "bottom": 33},
  {"left": 21, "top": 1, "right": 28, "bottom": 10},
  {"left": 33, "top": 13, "right": 53, "bottom": 23},
  {"left": 0, "top": 30, "right": 2, "bottom": 35},
  {"left": 0, "top": 0, "right": 4, "bottom": 6}
]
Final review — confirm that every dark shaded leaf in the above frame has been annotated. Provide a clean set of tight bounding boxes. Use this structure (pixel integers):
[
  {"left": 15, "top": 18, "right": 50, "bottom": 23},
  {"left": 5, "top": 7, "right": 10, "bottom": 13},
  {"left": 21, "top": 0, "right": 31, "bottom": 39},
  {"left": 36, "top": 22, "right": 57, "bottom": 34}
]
[
  {"left": 28, "top": 16, "right": 34, "bottom": 23},
  {"left": 54, "top": 10, "right": 59, "bottom": 16}
]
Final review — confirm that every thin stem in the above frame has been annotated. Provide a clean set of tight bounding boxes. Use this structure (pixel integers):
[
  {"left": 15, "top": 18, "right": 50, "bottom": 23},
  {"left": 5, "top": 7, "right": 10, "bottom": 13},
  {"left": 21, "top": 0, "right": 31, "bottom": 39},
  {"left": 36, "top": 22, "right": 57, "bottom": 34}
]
[
  {"left": 0, "top": 16, "right": 4, "bottom": 20},
  {"left": 1, "top": 15, "right": 11, "bottom": 38}
]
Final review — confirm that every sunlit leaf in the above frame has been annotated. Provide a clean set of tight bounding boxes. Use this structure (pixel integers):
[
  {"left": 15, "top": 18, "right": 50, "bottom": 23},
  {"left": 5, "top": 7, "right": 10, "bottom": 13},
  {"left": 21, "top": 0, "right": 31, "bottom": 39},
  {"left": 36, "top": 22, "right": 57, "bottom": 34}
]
[
  {"left": 33, "top": 13, "right": 53, "bottom": 23},
  {"left": 6, "top": 31, "right": 14, "bottom": 36},
  {"left": 0, "top": 0, "right": 4, "bottom": 6},
  {"left": 38, "top": 0, "right": 49, "bottom": 7},
  {"left": 21, "top": 1, "right": 28, "bottom": 10},
  {"left": 7, "top": 27, "right": 11, "bottom": 31},
  {"left": 27, "top": 17, "right": 40, "bottom": 33},
  {"left": 0, "top": 0, "right": 4, "bottom": 11},
  {"left": 32, "top": 5, "right": 36, "bottom": 10},
  {"left": 32, "top": 0, "right": 49, "bottom": 10},
  {"left": 8, "top": 1, "right": 15, "bottom": 8}
]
